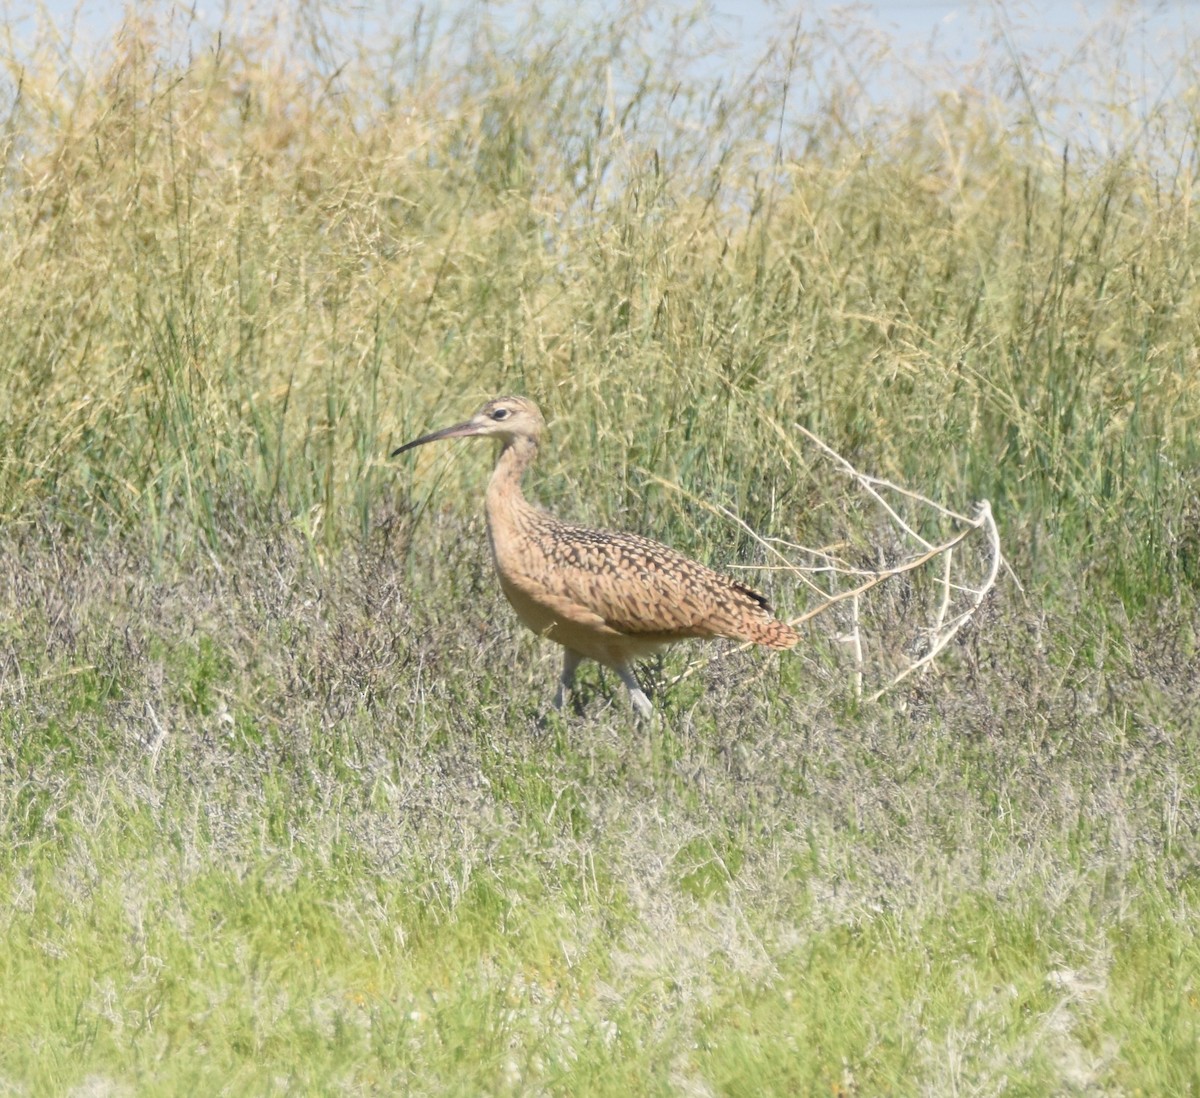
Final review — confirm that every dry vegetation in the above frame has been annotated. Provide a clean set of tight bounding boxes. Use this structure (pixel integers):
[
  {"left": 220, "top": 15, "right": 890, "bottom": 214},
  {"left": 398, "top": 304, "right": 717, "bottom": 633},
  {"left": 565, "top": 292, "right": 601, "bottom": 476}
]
[{"left": 1, "top": 1, "right": 1199, "bottom": 1093}]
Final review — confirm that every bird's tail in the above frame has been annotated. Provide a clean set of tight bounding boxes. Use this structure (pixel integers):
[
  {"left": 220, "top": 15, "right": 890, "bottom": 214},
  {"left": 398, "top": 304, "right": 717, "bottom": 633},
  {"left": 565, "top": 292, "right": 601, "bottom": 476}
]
[{"left": 745, "top": 617, "right": 800, "bottom": 650}]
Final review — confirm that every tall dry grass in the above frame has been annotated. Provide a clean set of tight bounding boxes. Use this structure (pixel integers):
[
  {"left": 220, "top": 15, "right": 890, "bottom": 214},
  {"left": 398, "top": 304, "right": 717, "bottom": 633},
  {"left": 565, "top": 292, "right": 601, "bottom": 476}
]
[{"left": 0, "top": 1, "right": 1195, "bottom": 607}]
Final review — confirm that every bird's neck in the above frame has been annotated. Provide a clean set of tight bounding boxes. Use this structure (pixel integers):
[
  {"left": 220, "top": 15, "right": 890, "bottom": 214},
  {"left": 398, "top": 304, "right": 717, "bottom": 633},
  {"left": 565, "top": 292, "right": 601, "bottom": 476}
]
[{"left": 485, "top": 435, "right": 539, "bottom": 524}]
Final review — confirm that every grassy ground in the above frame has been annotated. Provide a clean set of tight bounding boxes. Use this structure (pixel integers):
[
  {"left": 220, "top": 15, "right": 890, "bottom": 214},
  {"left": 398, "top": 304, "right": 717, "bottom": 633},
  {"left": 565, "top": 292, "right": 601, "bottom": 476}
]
[{"left": 2, "top": 1, "right": 1199, "bottom": 1093}]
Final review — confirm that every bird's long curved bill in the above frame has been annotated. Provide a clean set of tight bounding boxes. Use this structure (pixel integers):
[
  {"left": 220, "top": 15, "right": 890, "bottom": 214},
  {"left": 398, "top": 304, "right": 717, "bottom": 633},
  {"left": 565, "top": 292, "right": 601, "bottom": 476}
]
[{"left": 391, "top": 420, "right": 480, "bottom": 457}]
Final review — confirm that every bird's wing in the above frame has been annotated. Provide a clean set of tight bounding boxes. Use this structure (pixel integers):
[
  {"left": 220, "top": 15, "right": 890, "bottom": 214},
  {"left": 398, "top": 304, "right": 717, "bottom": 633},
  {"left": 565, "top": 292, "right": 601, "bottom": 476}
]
[{"left": 532, "top": 523, "right": 776, "bottom": 641}]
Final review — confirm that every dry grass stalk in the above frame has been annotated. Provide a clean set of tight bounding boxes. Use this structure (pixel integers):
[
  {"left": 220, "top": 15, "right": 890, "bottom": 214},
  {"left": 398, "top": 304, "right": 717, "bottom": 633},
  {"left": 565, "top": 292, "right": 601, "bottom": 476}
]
[{"left": 658, "top": 422, "right": 1004, "bottom": 701}]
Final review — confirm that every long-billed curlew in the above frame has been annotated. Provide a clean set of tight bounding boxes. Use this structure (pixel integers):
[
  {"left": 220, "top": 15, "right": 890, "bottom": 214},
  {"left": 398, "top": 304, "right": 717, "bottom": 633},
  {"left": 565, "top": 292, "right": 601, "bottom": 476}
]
[{"left": 392, "top": 396, "right": 798, "bottom": 717}]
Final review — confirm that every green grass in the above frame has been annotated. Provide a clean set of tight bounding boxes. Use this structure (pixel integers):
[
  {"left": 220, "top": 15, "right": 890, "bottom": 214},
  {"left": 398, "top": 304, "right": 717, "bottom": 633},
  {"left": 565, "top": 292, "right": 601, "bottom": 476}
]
[{"left": 2, "top": 0, "right": 1200, "bottom": 1092}]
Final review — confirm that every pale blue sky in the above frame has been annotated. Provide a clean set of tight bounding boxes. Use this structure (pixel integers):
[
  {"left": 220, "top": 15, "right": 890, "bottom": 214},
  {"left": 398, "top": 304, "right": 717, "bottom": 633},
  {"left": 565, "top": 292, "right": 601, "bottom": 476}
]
[
  {"left": 4, "top": 0, "right": 1197, "bottom": 149},
  {"left": 7, "top": 1, "right": 1197, "bottom": 52}
]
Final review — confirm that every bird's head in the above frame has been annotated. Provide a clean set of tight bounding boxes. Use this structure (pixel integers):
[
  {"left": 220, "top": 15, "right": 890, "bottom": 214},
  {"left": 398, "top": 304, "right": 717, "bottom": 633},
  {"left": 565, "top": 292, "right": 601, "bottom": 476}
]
[{"left": 391, "top": 396, "right": 545, "bottom": 457}]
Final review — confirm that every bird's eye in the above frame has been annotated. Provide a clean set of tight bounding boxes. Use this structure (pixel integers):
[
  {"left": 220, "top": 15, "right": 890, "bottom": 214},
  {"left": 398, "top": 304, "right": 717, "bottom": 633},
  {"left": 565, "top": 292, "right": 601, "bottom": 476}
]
[{"left": 491, "top": 408, "right": 510, "bottom": 420}]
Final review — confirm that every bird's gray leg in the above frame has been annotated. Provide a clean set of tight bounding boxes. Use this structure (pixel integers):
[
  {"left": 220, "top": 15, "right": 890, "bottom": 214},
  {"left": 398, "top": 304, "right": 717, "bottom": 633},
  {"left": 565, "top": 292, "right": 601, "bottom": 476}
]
[
  {"left": 615, "top": 664, "right": 654, "bottom": 719},
  {"left": 554, "top": 649, "right": 583, "bottom": 711}
]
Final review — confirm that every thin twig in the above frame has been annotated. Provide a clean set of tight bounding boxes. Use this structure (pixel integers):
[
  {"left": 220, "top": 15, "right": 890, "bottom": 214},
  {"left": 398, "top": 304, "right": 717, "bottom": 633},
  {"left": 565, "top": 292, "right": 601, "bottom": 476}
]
[{"left": 655, "top": 425, "right": 1003, "bottom": 699}]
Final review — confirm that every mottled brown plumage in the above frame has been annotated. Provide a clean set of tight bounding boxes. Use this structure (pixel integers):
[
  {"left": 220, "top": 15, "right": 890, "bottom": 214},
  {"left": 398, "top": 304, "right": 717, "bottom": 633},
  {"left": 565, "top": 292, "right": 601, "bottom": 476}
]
[{"left": 392, "top": 396, "right": 798, "bottom": 717}]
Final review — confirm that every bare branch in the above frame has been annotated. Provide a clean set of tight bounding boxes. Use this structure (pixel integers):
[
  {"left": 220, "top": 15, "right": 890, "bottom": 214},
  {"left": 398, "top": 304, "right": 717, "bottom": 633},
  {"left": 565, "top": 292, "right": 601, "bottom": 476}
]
[{"left": 651, "top": 426, "right": 1004, "bottom": 700}]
